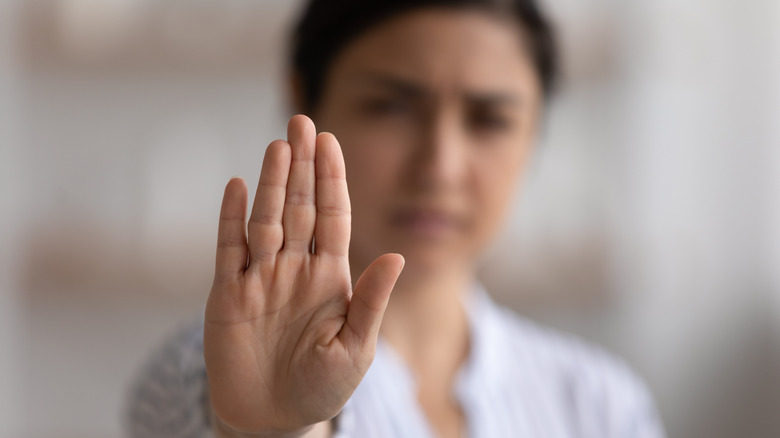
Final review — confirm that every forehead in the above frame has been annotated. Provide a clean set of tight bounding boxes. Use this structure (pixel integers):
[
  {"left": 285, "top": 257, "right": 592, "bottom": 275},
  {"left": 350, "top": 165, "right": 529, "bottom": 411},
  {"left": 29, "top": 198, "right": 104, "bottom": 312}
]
[{"left": 327, "top": 8, "right": 540, "bottom": 100}]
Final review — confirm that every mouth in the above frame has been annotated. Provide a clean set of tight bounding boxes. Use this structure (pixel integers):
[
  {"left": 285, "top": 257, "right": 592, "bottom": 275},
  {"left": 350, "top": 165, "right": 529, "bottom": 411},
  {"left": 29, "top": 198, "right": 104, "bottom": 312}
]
[{"left": 390, "top": 207, "right": 464, "bottom": 239}]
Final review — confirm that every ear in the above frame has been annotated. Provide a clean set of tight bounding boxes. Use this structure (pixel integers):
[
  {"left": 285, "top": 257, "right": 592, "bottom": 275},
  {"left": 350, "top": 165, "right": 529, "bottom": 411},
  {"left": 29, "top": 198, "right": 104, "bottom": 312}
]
[{"left": 287, "top": 72, "right": 307, "bottom": 115}]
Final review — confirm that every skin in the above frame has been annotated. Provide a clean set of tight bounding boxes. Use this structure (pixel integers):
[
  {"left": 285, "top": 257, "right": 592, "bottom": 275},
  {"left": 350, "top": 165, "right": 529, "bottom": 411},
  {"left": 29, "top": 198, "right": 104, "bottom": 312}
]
[{"left": 205, "top": 7, "right": 542, "bottom": 438}]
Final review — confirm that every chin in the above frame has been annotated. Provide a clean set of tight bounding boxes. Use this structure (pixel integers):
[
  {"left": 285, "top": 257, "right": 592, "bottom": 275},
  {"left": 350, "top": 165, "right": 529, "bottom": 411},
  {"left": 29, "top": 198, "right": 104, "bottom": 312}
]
[
  {"left": 350, "top": 232, "right": 473, "bottom": 276},
  {"left": 391, "top": 243, "right": 470, "bottom": 275}
]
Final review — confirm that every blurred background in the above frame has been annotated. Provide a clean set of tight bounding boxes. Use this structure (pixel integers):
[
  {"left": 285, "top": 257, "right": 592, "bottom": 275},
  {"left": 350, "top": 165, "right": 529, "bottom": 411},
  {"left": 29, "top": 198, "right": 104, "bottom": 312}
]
[{"left": 0, "top": 0, "right": 778, "bottom": 437}]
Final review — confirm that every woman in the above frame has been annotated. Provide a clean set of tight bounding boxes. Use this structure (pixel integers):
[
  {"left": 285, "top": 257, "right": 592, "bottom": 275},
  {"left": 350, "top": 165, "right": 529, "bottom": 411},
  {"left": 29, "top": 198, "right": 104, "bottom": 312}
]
[{"left": 128, "top": 0, "right": 666, "bottom": 437}]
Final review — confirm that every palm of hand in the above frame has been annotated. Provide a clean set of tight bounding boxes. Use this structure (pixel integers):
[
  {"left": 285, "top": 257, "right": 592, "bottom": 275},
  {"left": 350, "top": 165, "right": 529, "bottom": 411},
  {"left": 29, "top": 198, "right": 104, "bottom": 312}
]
[{"left": 204, "top": 115, "right": 404, "bottom": 434}]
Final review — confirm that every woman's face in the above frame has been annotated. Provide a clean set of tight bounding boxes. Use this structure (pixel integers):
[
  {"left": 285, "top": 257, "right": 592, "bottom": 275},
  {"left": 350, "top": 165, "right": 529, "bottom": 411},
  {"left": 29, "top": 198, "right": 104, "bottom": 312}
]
[{"left": 311, "top": 8, "right": 542, "bottom": 277}]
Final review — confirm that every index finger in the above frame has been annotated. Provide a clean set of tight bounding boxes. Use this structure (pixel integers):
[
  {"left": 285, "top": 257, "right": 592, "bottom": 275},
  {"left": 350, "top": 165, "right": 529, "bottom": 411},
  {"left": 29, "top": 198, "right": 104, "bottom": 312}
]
[{"left": 214, "top": 178, "right": 248, "bottom": 284}]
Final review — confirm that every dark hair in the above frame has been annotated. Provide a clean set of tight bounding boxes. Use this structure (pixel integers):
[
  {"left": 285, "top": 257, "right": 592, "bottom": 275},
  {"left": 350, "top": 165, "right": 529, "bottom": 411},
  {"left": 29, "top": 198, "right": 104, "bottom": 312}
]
[{"left": 290, "top": 0, "right": 558, "bottom": 111}]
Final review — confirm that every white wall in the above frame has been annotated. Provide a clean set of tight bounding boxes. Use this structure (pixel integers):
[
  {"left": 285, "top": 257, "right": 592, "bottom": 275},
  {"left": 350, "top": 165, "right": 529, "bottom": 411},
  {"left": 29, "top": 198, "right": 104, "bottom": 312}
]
[
  {"left": 605, "top": 2, "right": 778, "bottom": 435},
  {"left": 0, "top": 0, "right": 23, "bottom": 435},
  {"left": 487, "top": 0, "right": 779, "bottom": 436}
]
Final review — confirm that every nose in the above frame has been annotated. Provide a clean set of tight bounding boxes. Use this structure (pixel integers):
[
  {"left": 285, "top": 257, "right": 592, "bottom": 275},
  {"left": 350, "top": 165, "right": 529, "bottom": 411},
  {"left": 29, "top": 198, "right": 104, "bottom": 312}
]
[{"left": 407, "top": 111, "right": 467, "bottom": 192}]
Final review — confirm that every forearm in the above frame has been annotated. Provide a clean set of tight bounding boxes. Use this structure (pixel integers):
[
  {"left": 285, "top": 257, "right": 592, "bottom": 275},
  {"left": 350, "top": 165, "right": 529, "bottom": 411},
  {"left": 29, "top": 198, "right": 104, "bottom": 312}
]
[{"left": 211, "top": 408, "right": 332, "bottom": 438}]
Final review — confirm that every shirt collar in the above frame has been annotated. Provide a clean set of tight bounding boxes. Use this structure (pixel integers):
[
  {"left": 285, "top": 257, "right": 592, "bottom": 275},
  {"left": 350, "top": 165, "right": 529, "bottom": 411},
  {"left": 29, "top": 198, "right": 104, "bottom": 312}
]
[{"left": 457, "top": 283, "right": 516, "bottom": 394}]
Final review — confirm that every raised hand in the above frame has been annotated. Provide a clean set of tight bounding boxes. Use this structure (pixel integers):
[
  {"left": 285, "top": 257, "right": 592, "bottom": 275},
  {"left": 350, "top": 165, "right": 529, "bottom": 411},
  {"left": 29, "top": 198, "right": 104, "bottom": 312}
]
[{"left": 204, "top": 115, "right": 404, "bottom": 436}]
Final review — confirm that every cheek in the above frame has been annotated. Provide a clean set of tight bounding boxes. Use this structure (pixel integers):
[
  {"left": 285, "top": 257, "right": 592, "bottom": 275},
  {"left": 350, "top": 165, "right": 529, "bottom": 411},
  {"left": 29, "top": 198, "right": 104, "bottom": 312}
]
[
  {"left": 338, "top": 131, "right": 408, "bottom": 213},
  {"left": 317, "top": 111, "right": 403, "bottom": 193},
  {"left": 471, "top": 148, "right": 528, "bottom": 237}
]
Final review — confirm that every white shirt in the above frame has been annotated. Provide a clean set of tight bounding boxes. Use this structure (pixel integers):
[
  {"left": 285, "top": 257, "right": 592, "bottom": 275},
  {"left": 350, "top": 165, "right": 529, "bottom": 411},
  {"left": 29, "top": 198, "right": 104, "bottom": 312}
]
[{"left": 126, "top": 287, "right": 666, "bottom": 438}]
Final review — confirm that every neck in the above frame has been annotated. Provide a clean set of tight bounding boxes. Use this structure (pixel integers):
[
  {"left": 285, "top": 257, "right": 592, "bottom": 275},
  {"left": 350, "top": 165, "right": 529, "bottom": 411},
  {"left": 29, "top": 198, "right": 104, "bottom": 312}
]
[{"left": 374, "top": 261, "right": 474, "bottom": 378}]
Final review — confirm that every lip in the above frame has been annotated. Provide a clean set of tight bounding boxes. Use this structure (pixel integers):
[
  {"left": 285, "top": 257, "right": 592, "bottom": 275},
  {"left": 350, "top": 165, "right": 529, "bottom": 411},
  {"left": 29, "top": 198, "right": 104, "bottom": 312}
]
[{"left": 390, "top": 207, "right": 463, "bottom": 239}]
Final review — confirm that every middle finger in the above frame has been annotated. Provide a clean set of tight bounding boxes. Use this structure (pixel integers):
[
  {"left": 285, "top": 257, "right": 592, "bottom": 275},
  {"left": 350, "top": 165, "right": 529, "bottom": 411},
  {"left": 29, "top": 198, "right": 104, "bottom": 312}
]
[{"left": 282, "top": 115, "right": 317, "bottom": 252}]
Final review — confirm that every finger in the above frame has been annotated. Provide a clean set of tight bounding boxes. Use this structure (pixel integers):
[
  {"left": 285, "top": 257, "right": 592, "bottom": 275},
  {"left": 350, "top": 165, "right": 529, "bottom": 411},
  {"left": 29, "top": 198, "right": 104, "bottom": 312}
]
[
  {"left": 314, "top": 132, "right": 351, "bottom": 258},
  {"left": 340, "top": 254, "right": 405, "bottom": 352},
  {"left": 247, "top": 140, "right": 291, "bottom": 264},
  {"left": 282, "top": 115, "right": 317, "bottom": 252},
  {"left": 214, "top": 178, "right": 249, "bottom": 284}
]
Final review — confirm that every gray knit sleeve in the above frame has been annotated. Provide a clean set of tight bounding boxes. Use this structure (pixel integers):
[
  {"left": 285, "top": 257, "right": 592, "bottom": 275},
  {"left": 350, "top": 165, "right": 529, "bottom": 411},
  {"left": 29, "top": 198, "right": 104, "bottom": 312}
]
[{"left": 125, "top": 320, "right": 212, "bottom": 438}]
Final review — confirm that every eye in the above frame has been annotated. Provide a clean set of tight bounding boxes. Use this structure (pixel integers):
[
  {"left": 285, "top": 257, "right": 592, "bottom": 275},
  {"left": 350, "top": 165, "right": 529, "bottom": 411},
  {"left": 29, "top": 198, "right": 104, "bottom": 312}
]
[
  {"left": 360, "top": 96, "right": 412, "bottom": 117},
  {"left": 468, "top": 108, "right": 512, "bottom": 133}
]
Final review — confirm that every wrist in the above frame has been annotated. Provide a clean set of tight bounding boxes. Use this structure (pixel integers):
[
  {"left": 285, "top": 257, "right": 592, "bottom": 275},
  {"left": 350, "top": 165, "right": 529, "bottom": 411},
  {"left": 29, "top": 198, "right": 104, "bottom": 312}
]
[{"left": 211, "top": 409, "right": 331, "bottom": 438}]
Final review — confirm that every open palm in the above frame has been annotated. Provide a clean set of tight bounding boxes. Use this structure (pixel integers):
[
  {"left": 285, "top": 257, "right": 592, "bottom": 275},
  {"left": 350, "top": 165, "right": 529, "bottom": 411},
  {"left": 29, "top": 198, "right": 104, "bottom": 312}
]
[{"left": 204, "top": 115, "right": 404, "bottom": 435}]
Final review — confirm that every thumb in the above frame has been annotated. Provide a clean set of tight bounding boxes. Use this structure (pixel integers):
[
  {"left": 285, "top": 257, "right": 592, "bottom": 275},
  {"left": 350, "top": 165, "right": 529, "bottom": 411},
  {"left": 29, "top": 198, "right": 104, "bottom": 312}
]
[{"left": 340, "top": 253, "right": 404, "bottom": 353}]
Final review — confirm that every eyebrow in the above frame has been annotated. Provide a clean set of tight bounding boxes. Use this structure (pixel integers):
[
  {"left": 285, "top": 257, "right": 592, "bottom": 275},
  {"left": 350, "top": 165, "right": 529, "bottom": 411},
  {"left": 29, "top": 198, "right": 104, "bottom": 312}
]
[
  {"left": 351, "top": 71, "right": 524, "bottom": 108},
  {"left": 352, "top": 72, "right": 428, "bottom": 99}
]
